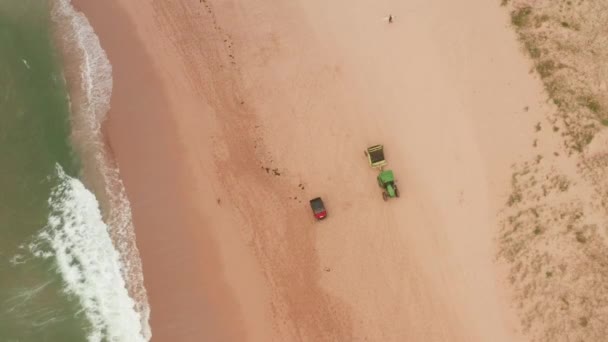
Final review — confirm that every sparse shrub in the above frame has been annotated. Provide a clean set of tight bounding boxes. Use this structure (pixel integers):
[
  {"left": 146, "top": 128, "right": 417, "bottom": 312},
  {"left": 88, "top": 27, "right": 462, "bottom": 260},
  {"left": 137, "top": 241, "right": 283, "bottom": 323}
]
[
  {"left": 579, "top": 95, "right": 601, "bottom": 114},
  {"left": 575, "top": 231, "right": 587, "bottom": 243},
  {"left": 512, "top": 7, "right": 533, "bottom": 27},
  {"left": 508, "top": 192, "right": 522, "bottom": 206},
  {"left": 534, "top": 15, "right": 550, "bottom": 28},
  {"left": 536, "top": 60, "right": 556, "bottom": 78}
]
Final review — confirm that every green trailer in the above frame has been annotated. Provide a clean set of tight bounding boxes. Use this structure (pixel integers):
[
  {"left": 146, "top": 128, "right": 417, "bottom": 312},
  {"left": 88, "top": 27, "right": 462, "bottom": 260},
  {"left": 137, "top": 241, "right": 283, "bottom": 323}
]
[{"left": 364, "top": 144, "right": 400, "bottom": 201}]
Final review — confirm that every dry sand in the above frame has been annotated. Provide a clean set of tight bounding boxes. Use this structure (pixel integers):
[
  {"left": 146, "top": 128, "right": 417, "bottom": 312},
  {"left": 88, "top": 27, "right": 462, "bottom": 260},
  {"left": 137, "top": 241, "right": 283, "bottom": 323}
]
[{"left": 72, "top": 0, "right": 563, "bottom": 340}]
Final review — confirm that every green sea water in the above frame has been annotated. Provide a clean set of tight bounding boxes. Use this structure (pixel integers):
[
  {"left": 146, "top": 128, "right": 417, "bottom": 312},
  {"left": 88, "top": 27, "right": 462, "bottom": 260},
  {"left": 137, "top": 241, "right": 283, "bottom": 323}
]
[
  {"left": 0, "top": 1, "right": 149, "bottom": 341},
  {"left": 0, "top": 1, "right": 90, "bottom": 341}
]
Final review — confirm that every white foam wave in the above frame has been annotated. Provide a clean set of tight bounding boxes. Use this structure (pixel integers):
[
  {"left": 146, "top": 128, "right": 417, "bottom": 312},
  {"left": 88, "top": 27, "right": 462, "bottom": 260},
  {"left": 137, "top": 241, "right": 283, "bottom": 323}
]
[
  {"left": 52, "top": 0, "right": 112, "bottom": 128},
  {"left": 50, "top": 0, "right": 151, "bottom": 340},
  {"left": 31, "top": 165, "right": 146, "bottom": 342},
  {"left": 9, "top": 254, "right": 27, "bottom": 266}
]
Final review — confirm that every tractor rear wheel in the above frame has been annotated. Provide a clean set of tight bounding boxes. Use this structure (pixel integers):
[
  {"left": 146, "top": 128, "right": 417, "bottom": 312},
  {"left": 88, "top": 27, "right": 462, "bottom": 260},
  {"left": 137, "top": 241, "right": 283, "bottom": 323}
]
[
  {"left": 395, "top": 187, "right": 400, "bottom": 198},
  {"left": 382, "top": 191, "right": 388, "bottom": 201}
]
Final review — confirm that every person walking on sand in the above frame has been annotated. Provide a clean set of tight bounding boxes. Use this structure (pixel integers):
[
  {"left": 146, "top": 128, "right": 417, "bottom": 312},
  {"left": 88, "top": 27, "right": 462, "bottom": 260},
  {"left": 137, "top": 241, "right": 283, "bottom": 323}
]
[{"left": 388, "top": 14, "right": 393, "bottom": 23}]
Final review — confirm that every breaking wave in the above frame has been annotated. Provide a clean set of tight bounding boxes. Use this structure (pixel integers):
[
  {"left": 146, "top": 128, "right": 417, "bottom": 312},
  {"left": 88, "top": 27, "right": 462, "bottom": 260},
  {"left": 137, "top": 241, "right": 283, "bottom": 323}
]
[
  {"left": 43, "top": 0, "right": 152, "bottom": 340},
  {"left": 31, "top": 165, "right": 147, "bottom": 342}
]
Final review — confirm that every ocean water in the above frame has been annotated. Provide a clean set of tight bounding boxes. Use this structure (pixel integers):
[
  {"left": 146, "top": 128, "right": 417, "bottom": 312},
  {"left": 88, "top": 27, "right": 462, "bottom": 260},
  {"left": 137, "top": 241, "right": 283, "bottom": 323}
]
[{"left": 0, "top": 1, "right": 150, "bottom": 341}]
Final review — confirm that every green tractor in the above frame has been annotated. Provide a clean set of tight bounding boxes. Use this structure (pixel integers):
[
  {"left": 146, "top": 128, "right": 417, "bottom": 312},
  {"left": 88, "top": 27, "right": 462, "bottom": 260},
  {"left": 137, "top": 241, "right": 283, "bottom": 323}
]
[
  {"left": 365, "top": 145, "right": 400, "bottom": 201},
  {"left": 378, "top": 169, "right": 399, "bottom": 201}
]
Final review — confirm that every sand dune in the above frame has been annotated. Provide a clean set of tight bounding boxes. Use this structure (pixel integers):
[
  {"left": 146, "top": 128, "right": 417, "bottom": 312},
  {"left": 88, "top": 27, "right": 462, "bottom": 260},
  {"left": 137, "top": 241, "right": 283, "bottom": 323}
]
[{"left": 72, "top": 0, "right": 559, "bottom": 340}]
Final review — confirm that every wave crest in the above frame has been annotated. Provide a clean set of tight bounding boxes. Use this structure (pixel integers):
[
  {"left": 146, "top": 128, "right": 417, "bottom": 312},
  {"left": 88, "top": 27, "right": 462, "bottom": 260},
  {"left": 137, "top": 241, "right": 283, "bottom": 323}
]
[
  {"left": 31, "top": 165, "right": 147, "bottom": 342},
  {"left": 49, "top": 0, "right": 151, "bottom": 340}
]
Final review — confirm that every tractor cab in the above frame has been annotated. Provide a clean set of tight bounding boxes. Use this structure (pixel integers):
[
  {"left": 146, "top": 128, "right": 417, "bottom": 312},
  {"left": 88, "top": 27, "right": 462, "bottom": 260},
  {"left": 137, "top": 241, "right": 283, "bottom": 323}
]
[{"left": 377, "top": 170, "right": 399, "bottom": 201}]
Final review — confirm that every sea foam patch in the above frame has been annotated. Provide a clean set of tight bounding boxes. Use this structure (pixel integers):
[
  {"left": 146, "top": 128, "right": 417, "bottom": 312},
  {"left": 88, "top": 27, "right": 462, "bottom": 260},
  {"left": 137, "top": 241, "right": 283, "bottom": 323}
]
[
  {"left": 30, "top": 165, "right": 146, "bottom": 342},
  {"left": 49, "top": 0, "right": 151, "bottom": 339}
]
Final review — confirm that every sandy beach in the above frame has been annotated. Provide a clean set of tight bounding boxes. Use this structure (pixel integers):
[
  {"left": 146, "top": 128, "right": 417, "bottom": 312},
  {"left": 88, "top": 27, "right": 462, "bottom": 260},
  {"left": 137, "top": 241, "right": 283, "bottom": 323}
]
[{"left": 71, "top": 0, "right": 562, "bottom": 340}]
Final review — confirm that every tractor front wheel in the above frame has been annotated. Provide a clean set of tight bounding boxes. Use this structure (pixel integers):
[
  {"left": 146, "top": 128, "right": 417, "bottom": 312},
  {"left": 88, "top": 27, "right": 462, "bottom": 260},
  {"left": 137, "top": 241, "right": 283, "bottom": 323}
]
[
  {"left": 382, "top": 191, "right": 388, "bottom": 201},
  {"left": 364, "top": 150, "right": 368, "bottom": 157}
]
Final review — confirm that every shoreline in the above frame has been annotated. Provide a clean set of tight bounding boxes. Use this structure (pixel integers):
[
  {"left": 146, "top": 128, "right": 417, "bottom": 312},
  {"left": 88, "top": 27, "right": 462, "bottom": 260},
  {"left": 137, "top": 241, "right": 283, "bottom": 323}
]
[
  {"left": 50, "top": 0, "right": 151, "bottom": 338},
  {"left": 70, "top": 0, "right": 253, "bottom": 340}
]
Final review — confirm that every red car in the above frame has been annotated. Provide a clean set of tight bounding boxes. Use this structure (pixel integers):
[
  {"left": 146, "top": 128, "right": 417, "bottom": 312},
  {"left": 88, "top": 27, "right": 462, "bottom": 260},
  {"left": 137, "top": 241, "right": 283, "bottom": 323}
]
[{"left": 309, "top": 197, "right": 327, "bottom": 220}]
